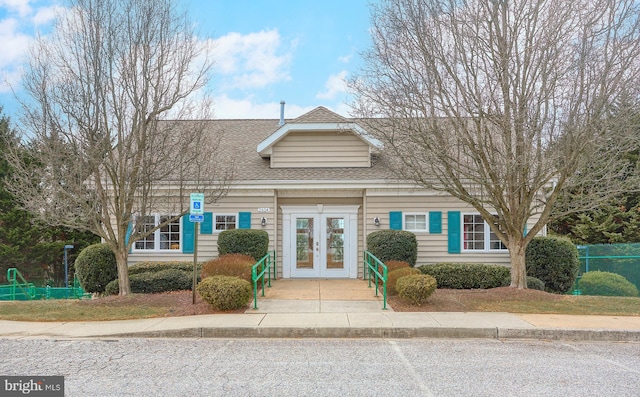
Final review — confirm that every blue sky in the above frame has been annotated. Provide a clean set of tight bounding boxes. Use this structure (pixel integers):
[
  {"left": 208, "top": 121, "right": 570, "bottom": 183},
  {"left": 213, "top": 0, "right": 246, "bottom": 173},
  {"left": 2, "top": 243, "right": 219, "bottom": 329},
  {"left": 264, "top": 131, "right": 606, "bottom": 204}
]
[{"left": 0, "top": 0, "right": 375, "bottom": 120}]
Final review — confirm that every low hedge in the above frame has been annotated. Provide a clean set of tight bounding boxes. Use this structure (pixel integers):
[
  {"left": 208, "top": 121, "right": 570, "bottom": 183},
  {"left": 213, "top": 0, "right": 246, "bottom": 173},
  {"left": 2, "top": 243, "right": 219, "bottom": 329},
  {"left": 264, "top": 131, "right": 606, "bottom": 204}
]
[
  {"left": 578, "top": 271, "right": 639, "bottom": 297},
  {"left": 419, "top": 263, "right": 510, "bottom": 289},
  {"left": 197, "top": 275, "right": 253, "bottom": 311},
  {"left": 396, "top": 274, "right": 437, "bottom": 305},
  {"left": 128, "top": 261, "right": 199, "bottom": 275},
  {"left": 105, "top": 269, "right": 193, "bottom": 295}
]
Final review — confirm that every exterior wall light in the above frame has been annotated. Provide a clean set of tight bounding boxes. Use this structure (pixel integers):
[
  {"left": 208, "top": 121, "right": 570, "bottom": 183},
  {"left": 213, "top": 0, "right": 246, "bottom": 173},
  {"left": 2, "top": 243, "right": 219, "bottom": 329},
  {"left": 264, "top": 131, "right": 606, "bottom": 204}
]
[
  {"left": 374, "top": 217, "right": 380, "bottom": 226},
  {"left": 261, "top": 217, "right": 267, "bottom": 227}
]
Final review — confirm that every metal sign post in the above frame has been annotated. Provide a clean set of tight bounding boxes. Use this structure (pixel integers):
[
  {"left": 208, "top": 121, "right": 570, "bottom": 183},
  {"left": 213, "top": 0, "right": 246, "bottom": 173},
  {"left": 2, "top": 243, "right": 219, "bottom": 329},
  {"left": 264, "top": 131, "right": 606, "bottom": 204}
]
[
  {"left": 190, "top": 193, "right": 204, "bottom": 304},
  {"left": 63, "top": 245, "right": 74, "bottom": 298},
  {"left": 192, "top": 222, "right": 199, "bottom": 304}
]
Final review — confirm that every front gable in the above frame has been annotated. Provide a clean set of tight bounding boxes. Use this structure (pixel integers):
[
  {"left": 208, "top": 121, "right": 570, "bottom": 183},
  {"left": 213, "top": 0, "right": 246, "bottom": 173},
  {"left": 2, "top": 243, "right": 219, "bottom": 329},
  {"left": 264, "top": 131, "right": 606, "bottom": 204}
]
[{"left": 257, "top": 107, "right": 382, "bottom": 168}]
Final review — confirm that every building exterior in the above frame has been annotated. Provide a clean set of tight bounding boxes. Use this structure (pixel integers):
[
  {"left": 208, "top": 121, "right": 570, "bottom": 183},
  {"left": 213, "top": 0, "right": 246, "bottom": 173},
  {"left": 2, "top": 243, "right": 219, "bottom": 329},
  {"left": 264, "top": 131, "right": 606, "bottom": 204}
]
[{"left": 129, "top": 106, "right": 537, "bottom": 277}]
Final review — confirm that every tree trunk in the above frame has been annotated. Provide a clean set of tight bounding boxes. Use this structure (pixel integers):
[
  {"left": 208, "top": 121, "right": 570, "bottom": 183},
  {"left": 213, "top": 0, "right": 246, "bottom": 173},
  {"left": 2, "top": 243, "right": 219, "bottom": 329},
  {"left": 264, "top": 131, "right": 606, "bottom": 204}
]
[
  {"left": 115, "top": 250, "right": 131, "bottom": 296},
  {"left": 509, "top": 238, "right": 527, "bottom": 289}
]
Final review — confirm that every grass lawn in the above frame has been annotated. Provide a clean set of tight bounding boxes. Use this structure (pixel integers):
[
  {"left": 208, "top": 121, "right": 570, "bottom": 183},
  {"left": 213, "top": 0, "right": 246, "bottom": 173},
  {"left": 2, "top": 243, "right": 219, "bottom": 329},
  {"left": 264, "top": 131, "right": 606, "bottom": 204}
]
[{"left": 1, "top": 288, "right": 639, "bottom": 322}]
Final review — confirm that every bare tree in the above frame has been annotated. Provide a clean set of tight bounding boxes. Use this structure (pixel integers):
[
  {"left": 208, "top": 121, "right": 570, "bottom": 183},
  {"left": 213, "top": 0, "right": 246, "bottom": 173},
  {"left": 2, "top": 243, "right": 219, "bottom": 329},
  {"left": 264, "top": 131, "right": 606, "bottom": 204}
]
[
  {"left": 5, "top": 0, "right": 233, "bottom": 295},
  {"left": 350, "top": 0, "right": 640, "bottom": 288}
]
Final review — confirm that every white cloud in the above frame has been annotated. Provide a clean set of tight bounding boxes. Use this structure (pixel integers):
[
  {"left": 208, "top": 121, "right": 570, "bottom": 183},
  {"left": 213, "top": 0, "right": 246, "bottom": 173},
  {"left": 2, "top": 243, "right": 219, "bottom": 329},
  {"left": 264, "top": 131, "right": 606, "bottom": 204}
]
[
  {"left": 32, "top": 5, "right": 61, "bottom": 26},
  {"left": 211, "top": 94, "right": 352, "bottom": 120},
  {"left": 316, "top": 70, "right": 348, "bottom": 100},
  {"left": 212, "top": 29, "right": 294, "bottom": 90},
  {"left": 0, "top": 18, "right": 31, "bottom": 93},
  {"left": 212, "top": 94, "right": 314, "bottom": 119},
  {"left": 0, "top": 0, "right": 32, "bottom": 17},
  {"left": 338, "top": 54, "right": 352, "bottom": 63},
  {"left": 0, "top": 2, "right": 61, "bottom": 94}
]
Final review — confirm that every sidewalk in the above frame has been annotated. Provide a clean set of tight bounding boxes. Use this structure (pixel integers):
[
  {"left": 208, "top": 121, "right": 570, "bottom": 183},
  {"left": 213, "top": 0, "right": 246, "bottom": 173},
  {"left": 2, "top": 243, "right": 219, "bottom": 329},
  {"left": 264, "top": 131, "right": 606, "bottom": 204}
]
[{"left": 1, "top": 280, "right": 639, "bottom": 341}]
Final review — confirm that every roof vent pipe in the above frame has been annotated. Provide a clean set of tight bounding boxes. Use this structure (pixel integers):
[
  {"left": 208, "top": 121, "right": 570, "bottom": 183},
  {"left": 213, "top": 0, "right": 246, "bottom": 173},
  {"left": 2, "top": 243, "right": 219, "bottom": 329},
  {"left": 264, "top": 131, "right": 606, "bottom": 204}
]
[{"left": 279, "top": 100, "right": 285, "bottom": 126}]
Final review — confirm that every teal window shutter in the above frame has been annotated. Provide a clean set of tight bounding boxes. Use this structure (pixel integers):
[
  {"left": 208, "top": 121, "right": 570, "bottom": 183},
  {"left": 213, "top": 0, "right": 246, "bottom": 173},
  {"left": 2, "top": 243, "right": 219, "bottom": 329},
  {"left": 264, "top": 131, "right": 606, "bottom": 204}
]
[
  {"left": 448, "top": 211, "right": 461, "bottom": 254},
  {"left": 239, "top": 212, "right": 251, "bottom": 229},
  {"left": 523, "top": 223, "right": 528, "bottom": 236},
  {"left": 182, "top": 216, "right": 194, "bottom": 253},
  {"left": 201, "top": 212, "right": 213, "bottom": 234},
  {"left": 125, "top": 222, "right": 133, "bottom": 253},
  {"left": 429, "top": 211, "right": 442, "bottom": 234},
  {"left": 389, "top": 211, "right": 402, "bottom": 230}
]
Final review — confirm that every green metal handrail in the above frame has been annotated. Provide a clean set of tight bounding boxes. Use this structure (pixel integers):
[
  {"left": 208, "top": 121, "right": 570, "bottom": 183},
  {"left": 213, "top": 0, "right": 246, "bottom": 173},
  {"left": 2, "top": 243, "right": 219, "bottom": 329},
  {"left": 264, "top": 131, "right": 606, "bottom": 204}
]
[
  {"left": 1, "top": 269, "right": 90, "bottom": 301},
  {"left": 5, "top": 268, "right": 36, "bottom": 301},
  {"left": 251, "top": 250, "right": 277, "bottom": 309},
  {"left": 364, "top": 250, "right": 388, "bottom": 310}
]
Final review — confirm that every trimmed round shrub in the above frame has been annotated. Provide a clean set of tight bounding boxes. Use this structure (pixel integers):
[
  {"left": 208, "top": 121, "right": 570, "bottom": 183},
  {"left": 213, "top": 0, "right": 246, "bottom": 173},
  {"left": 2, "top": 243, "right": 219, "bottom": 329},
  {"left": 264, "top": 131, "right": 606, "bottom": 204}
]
[
  {"left": 74, "top": 243, "right": 118, "bottom": 293},
  {"left": 578, "top": 271, "right": 639, "bottom": 297},
  {"left": 367, "top": 230, "right": 417, "bottom": 266},
  {"left": 201, "top": 254, "right": 255, "bottom": 282},
  {"left": 419, "top": 263, "right": 510, "bottom": 289},
  {"left": 526, "top": 236, "right": 579, "bottom": 294},
  {"left": 396, "top": 274, "right": 437, "bottom": 305},
  {"left": 104, "top": 279, "right": 119, "bottom": 295},
  {"left": 526, "top": 276, "right": 546, "bottom": 291},
  {"left": 218, "top": 229, "right": 269, "bottom": 261},
  {"left": 197, "top": 275, "right": 252, "bottom": 311},
  {"left": 387, "top": 267, "right": 420, "bottom": 295},
  {"left": 104, "top": 269, "right": 193, "bottom": 295}
]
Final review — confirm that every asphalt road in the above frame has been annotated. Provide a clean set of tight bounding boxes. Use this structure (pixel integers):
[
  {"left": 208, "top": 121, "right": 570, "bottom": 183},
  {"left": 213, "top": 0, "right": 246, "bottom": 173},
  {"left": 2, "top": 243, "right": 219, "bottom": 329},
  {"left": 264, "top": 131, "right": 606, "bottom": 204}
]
[{"left": 1, "top": 338, "right": 639, "bottom": 396}]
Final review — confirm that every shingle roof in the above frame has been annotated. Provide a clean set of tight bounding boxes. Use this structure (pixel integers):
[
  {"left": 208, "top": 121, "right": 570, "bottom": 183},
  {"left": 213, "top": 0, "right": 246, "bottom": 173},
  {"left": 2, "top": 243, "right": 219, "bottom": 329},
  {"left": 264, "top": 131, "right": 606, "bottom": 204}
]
[
  {"left": 205, "top": 118, "right": 396, "bottom": 182},
  {"left": 171, "top": 106, "right": 396, "bottom": 184},
  {"left": 292, "top": 106, "right": 348, "bottom": 123}
]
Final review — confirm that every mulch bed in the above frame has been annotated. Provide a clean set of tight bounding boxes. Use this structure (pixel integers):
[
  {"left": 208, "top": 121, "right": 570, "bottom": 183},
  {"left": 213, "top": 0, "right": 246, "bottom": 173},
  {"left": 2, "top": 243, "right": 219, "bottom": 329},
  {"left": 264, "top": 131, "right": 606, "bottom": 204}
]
[{"left": 80, "top": 287, "right": 561, "bottom": 315}]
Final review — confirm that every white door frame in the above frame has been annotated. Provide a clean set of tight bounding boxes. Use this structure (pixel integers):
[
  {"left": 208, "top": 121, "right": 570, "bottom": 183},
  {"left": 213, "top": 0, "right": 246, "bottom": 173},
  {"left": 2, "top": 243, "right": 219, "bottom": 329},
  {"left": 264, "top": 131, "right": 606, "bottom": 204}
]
[{"left": 281, "top": 205, "right": 359, "bottom": 278}]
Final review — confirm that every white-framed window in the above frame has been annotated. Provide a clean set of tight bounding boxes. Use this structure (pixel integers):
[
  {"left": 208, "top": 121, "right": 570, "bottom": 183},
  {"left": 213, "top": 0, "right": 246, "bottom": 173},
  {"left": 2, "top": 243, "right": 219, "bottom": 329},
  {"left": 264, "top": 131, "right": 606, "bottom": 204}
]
[
  {"left": 133, "top": 214, "right": 181, "bottom": 251},
  {"left": 404, "top": 212, "right": 428, "bottom": 231},
  {"left": 215, "top": 214, "right": 237, "bottom": 231},
  {"left": 462, "top": 214, "right": 507, "bottom": 251}
]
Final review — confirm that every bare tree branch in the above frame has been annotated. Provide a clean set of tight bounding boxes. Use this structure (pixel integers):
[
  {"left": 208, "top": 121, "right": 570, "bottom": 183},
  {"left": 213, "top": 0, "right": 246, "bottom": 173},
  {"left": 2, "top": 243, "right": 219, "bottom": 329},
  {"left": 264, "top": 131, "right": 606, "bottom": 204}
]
[
  {"left": 4, "top": 0, "right": 233, "bottom": 295},
  {"left": 350, "top": 0, "right": 640, "bottom": 288}
]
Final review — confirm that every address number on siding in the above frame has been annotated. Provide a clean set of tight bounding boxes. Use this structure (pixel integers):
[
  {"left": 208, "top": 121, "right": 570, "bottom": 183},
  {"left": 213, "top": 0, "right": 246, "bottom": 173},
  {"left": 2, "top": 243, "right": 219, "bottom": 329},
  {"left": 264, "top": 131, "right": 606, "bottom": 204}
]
[{"left": 258, "top": 208, "right": 271, "bottom": 213}]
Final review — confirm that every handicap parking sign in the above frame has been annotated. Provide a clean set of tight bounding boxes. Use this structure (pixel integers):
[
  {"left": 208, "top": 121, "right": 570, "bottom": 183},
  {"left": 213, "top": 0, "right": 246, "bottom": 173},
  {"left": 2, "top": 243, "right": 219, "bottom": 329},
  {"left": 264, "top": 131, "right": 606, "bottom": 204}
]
[{"left": 190, "top": 193, "right": 204, "bottom": 215}]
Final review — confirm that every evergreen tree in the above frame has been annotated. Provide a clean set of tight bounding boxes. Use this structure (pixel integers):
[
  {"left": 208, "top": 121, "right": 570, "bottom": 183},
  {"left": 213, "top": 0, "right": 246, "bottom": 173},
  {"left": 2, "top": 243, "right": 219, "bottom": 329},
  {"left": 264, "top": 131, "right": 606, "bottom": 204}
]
[
  {"left": 0, "top": 107, "right": 99, "bottom": 285},
  {"left": 550, "top": 109, "right": 640, "bottom": 244}
]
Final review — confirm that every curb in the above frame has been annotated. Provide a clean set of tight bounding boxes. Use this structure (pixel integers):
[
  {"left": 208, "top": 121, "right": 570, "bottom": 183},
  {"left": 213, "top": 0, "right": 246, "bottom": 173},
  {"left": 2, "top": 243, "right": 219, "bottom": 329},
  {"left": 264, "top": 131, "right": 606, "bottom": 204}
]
[{"left": 106, "top": 327, "right": 640, "bottom": 341}]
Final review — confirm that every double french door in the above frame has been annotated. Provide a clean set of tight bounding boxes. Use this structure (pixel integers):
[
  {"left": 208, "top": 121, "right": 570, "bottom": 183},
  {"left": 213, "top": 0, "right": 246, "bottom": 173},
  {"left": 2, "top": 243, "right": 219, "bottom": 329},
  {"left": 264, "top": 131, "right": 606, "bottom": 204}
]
[{"left": 282, "top": 206, "right": 358, "bottom": 278}]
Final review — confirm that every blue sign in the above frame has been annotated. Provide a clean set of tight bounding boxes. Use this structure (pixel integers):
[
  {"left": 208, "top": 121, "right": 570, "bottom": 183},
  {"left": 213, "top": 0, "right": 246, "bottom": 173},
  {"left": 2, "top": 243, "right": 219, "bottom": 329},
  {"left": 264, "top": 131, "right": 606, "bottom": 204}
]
[{"left": 189, "top": 214, "right": 204, "bottom": 223}]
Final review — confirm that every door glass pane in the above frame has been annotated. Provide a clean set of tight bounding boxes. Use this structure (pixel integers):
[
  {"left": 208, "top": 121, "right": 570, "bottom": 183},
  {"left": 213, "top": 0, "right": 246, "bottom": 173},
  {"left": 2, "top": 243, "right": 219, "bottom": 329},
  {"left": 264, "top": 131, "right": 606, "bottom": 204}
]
[
  {"left": 326, "top": 217, "right": 344, "bottom": 269},
  {"left": 296, "top": 217, "right": 314, "bottom": 269}
]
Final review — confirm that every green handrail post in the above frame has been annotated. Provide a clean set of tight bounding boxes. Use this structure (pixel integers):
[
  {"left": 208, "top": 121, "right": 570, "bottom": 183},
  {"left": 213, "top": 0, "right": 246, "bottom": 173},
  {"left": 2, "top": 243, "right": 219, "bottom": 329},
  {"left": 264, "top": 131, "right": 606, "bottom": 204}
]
[
  {"left": 6, "top": 268, "right": 36, "bottom": 301},
  {"left": 252, "top": 250, "right": 276, "bottom": 310},
  {"left": 364, "top": 250, "right": 387, "bottom": 310}
]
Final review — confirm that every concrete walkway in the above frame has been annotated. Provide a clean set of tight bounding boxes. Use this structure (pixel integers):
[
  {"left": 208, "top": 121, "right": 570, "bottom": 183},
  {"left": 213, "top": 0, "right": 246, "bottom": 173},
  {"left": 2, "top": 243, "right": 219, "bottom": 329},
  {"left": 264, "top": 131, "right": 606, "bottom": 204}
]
[{"left": 1, "top": 279, "right": 639, "bottom": 341}]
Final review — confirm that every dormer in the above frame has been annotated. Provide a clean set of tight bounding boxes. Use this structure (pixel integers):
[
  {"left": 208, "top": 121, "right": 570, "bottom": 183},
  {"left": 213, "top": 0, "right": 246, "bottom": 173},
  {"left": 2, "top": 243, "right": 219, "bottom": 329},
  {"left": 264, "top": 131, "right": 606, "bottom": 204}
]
[{"left": 257, "top": 107, "right": 382, "bottom": 168}]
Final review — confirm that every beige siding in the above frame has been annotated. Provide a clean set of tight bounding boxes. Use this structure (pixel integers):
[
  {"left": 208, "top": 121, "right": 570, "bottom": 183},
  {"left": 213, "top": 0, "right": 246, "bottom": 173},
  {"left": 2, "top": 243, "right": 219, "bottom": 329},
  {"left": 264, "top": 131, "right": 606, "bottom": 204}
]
[
  {"left": 128, "top": 190, "right": 276, "bottom": 265},
  {"left": 364, "top": 192, "right": 542, "bottom": 267},
  {"left": 271, "top": 131, "right": 370, "bottom": 168}
]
